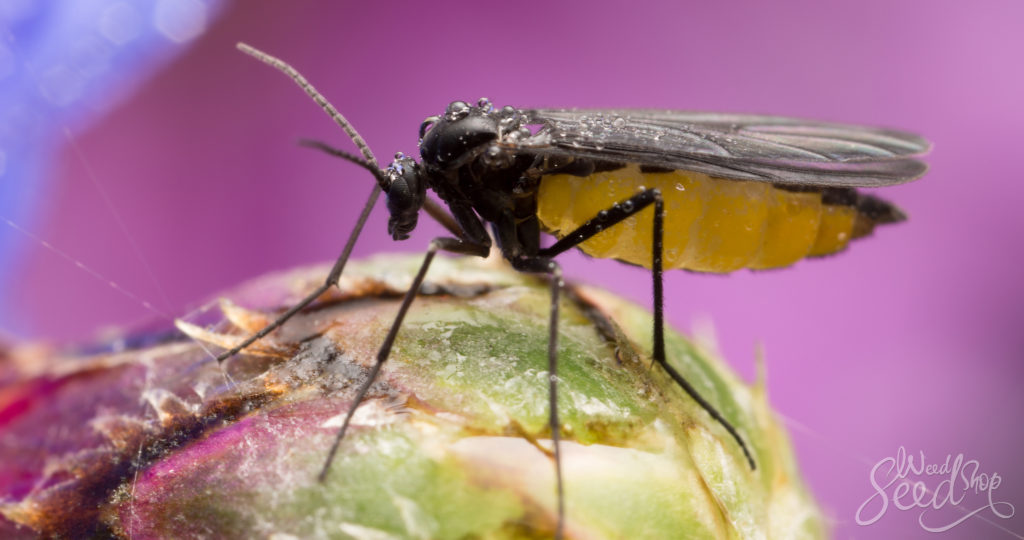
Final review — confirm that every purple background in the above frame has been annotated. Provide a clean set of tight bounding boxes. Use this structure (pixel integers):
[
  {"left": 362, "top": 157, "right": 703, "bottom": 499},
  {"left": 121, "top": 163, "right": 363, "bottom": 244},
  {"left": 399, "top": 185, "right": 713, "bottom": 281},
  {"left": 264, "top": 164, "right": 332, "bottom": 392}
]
[{"left": 4, "top": 1, "right": 1022, "bottom": 538}]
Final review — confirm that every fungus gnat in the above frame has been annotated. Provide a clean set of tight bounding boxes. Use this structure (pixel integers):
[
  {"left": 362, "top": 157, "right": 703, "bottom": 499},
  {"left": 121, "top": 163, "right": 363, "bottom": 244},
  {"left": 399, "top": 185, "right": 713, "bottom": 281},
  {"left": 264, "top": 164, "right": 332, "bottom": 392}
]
[{"left": 212, "top": 43, "right": 930, "bottom": 539}]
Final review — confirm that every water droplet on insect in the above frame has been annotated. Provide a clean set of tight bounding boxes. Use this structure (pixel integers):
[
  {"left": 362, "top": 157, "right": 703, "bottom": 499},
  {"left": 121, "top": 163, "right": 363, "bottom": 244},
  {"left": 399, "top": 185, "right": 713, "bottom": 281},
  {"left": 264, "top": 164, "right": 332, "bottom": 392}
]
[
  {"left": 394, "top": 151, "right": 405, "bottom": 160},
  {"left": 598, "top": 210, "right": 609, "bottom": 221},
  {"left": 477, "top": 97, "right": 493, "bottom": 113},
  {"left": 612, "top": 117, "right": 626, "bottom": 128},
  {"left": 622, "top": 201, "right": 634, "bottom": 212},
  {"left": 445, "top": 101, "right": 470, "bottom": 121}
]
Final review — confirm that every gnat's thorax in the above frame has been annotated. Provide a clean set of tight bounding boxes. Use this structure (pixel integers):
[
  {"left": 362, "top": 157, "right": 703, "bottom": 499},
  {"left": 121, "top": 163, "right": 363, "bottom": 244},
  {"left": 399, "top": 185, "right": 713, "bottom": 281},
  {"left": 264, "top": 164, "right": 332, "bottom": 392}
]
[
  {"left": 418, "top": 99, "right": 531, "bottom": 172},
  {"left": 384, "top": 99, "right": 534, "bottom": 240}
]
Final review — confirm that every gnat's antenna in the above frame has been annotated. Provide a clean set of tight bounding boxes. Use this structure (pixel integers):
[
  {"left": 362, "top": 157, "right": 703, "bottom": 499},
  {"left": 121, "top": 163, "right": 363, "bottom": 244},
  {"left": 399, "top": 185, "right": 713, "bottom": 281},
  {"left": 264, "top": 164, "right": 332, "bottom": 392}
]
[{"left": 235, "top": 43, "right": 381, "bottom": 173}]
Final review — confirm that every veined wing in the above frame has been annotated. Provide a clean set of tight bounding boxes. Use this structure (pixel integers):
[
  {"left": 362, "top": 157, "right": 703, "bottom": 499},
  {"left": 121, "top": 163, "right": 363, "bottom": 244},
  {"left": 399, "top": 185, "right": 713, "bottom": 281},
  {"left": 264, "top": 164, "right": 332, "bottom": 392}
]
[{"left": 516, "top": 109, "right": 931, "bottom": 187}]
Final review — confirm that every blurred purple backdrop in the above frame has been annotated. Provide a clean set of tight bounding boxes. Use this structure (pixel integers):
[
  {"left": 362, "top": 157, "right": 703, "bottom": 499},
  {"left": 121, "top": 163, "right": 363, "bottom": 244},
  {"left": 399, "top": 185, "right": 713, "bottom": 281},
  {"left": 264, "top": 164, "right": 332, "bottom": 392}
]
[{"left": 3, "top": 1, "right": 1022, "bottom": 538}]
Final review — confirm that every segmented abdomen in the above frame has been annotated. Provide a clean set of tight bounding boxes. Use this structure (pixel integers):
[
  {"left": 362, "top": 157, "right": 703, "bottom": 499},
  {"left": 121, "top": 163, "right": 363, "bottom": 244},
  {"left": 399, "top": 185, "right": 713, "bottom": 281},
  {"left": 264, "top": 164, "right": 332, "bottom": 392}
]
[{"left": 536, "top": 164, "right": 891, "bottom": 273}]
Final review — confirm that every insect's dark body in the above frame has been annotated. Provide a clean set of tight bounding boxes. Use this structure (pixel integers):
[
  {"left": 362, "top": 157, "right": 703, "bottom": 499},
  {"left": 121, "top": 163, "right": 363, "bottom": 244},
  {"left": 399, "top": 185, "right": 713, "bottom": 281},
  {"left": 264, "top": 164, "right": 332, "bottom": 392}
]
[{"left": 414, "top": 105, "right": 544, "bottom": 264}]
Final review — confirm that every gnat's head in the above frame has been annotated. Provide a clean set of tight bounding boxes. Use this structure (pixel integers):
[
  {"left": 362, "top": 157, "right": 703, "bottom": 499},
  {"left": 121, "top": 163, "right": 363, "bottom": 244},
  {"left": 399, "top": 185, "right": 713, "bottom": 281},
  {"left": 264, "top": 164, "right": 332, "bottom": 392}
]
[{"left": 382, "top": 154, "right": 426, "bottom": 241}]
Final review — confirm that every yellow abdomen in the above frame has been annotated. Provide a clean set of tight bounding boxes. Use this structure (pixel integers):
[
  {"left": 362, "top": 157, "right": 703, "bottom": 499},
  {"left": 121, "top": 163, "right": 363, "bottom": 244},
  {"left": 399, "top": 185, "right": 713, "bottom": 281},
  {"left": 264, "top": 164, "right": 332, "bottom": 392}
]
[{"left": 536, "top": 164, "right": 864, "bottom": 273}]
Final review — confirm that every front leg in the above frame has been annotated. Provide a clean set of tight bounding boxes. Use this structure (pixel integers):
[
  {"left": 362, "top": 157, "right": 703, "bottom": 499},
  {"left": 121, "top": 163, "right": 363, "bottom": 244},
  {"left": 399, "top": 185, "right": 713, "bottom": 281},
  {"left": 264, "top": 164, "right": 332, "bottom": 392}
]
[{"left": 319, "top": 235, "right": 490, "bottom": 481}]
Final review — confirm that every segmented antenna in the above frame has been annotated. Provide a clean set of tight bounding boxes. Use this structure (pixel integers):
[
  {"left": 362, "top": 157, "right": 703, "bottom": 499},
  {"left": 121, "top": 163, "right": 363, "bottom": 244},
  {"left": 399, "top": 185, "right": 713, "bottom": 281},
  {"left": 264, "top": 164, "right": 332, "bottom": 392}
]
[{"left": 236, "top": 43, "right": 380, "bottom": 171}]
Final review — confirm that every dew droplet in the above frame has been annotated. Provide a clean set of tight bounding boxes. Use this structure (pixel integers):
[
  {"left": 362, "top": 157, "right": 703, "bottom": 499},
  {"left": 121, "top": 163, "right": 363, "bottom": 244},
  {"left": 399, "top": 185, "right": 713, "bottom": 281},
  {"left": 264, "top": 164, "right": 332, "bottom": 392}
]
[{"left": 445, "top": 101, "right": 470, "bottom": 120}]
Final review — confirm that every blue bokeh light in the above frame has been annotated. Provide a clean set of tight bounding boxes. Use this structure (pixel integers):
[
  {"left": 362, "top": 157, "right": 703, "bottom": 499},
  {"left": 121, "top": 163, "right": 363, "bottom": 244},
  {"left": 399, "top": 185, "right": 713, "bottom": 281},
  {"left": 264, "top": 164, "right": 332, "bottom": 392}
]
[{"left": 0, "top": 0, "right": 226, "bottom": 335}]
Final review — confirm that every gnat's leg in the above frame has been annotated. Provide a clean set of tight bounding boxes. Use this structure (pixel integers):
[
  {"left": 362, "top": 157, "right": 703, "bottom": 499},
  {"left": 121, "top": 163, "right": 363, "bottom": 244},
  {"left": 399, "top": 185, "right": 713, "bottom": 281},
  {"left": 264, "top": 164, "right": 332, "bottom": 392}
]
[
  {"left": 506, "top": 256, "right": 565, "bottom": 539},
  {"left": 317, "top": 236, "right": 490, "bottom": 481},
  {"left": 541, "top": 188, "right": 757, "bottom": 471},
  {"left": 212, "top": 184, "right": 381, "bottom": 364}
]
